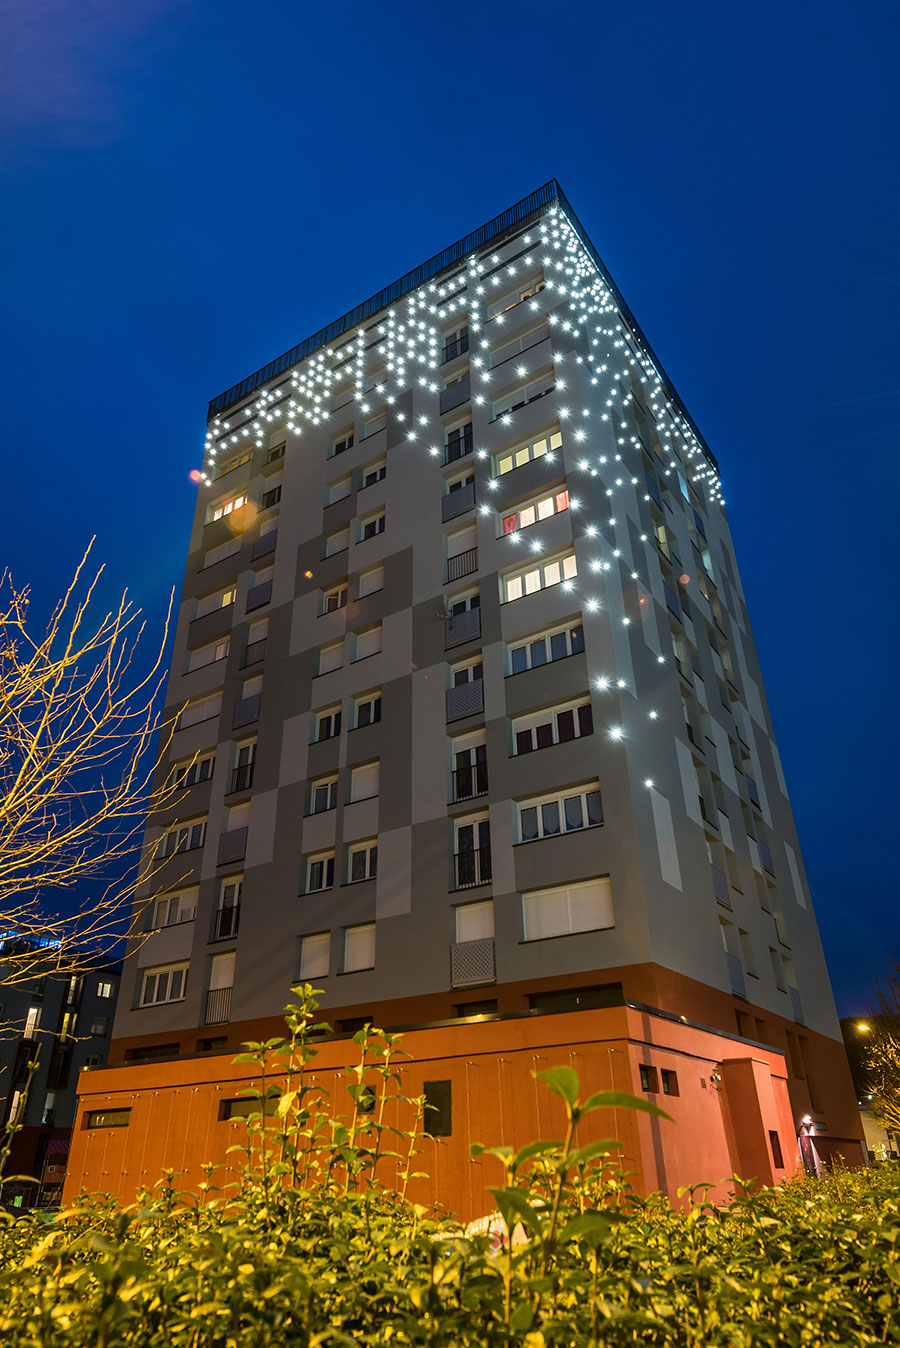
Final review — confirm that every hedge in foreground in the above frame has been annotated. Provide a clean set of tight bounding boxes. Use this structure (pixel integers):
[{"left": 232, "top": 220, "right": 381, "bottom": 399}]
[{"left": 1, "top": 988, "right": 898, "bottom": 1347}]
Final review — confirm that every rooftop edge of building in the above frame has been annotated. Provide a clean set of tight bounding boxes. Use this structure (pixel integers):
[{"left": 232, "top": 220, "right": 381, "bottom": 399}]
[{"left": 206, "top": 178, "right": 719, "bottom": 476}]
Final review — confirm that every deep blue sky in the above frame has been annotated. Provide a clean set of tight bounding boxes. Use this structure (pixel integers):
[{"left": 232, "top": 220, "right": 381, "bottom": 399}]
[{"left": 1, "top": 1, "right": 897, "bottom": 1013}]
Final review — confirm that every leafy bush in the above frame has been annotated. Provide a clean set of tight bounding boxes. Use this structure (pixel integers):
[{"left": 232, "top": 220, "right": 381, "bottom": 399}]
[{"left": 1, "top": 987, "right": 898, "bottom": 1346}]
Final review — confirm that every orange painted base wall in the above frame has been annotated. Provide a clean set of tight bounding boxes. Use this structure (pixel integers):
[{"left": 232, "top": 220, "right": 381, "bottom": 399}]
[{"left": 65, "top": 1005, "right": 863, "bottom": 1222}]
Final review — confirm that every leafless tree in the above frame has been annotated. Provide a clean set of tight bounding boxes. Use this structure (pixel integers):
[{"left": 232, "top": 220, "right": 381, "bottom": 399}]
[{"left": 864, "top": 958, "right": 900, "bottom": 1134}]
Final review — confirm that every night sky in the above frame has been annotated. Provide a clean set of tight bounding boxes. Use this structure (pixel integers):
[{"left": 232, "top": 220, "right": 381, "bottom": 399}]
[{"left": 2, "top": 1, "right": 897, "bottom": 1014}]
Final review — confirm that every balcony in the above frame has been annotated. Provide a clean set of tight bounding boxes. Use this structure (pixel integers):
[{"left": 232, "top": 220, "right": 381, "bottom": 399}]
[
  {"left": 232, "top": 694, "right": 260, "bottom": 728},
  {"left": 450, "top": 937, "right": 495, "bottom": 988},
  {"left": 261, "top": 485, "right": 281, "bottom": 510},
  {"left": 246, "top": 579, "right": 272, "bottom": 612},
  {"left": 446, "top": 547, "right": 477, "bottom": 583},
  {"left": 446, "top": 678, "right": 484, "bottom": 722},
  {"left": 452, "top": 761, "right": 488, "bottom": 803},
  {"left": 442, "top": 333, "right": 469, "bottom": 363},
  {"left": 789, "top": 986, "right": 805, "bottom": 1024},
  {"left": 442, "top": 480, "right": 476, "bottom": 522},
  {"left": 213, "top": 904, "right": 240, "bottom": 942},
  {"left": 229, "top": 762, "right": 255, "bottom": 794},
  {"left": 251, "top": 531, "right": 277, "bottom": 562},
  {"left": 205, "top": 986, "right": 232, "bottom": 1026},
  {"left": 711, "top": 865, "right": 730, "bottom": 907},
  {"left": 217, "top": 827, "right": 247, "bottom": 866},
  {"left": 439, "top": 376, "right": 471, "bottom": 416},
  {"left": 444, "top": 426, "right": 473, "bottom": 464},
  {"left": 242, "top": 637, "right": 267, "bottom": 667},
  {"left": 726, "top": 953, "right": 746, "bottom": 999},
  {"left": 46, "top": 1046, "right": 72, "bottom": 1090},
  {"left": 445, "top": 606, "right": 481, "bottom": 648},
  {"left": 454, "top": 846, "right": 492, "bottom": 890}
]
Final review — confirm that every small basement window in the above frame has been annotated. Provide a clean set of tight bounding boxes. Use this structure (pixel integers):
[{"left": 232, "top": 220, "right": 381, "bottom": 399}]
[
  {"left": 423, "top": 1080, "right": 452, "bottom": 1137},
  {"left": 639, "top": 1065, "right": 659, "bottom": 1093},
  {"left": 661, "top": 1069, "right": 679, "bottom": 1096},
  {"left": 85, "top": 1108, "right": 131, "bottom": 1129}
]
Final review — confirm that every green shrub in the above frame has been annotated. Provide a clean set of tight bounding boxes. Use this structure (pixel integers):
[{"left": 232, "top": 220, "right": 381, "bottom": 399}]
[{"left": 1, "top": 987, "right": 898, "bottom": 1346}]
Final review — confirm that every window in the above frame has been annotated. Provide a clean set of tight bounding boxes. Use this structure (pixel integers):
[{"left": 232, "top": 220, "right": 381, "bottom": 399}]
[
  {"left": 455, "top": 899, "right": 494, "bottom": 943},
  {"left": 503, "top": 552, "right": 577, "bottom": 602},
  {"left": 487, "top": 273, "right": 545, "bottom": 318},
  {"left": 97, "top": 980, "right": 114, "bottom": 999},
  {"left": 216, "top": 879, "right": 242, "bottom": 940},
  {"left": 513, "top": 699, "right": 593, "bottom": 754},
  {"left": 265, "top": 443, "right": 284, "bottom": 465},
  {"left": 140, "top": 963, "right": 188, "bottom": 1006},
  {"left": 222, "top": 1097, "right": 279, "bottom": 1120},
  {"left": 261, "top": 484, "right": 281, "bottom": 511},
  {"left": 155, "top": 892, "right": 194, "bottom": 927},
  {"left": 492, "top": 372, "right": 555, "bottom": 421},
  {"left": 661, "top": 1069, "right": 679, "bottom": 1097},
  {"left": 230, "top": 739, "right": 256, "bottom": 793},
  {"left": 86, "top": 1109, "right": 131, "bottom": 1129},
  {"left": 90, "top": 1017, "right": 108, "bottom": 1036},
  {"left": 349, "top": 841, "right": 378, "bottom": 883},
  {"left": 354, "top": 691, "right": 382, "bottom": 728},
  {"left": 449, "top": 589, "right": 480, "bottom": 619},
  {"left": 451, "top": 654, "right": 483, "bottom": 687},
  {"left": 496, "top": 429, "right": 562, "bottom": 476},
  {"left": 299, "top": 932, "right": 331, "bottom": 980},
  {"left": 160, "top": 817, "right": 207, "bottom": 857},
  {"left": 350, "top": 761, "right": 380, "bottom": 802},
  {"left": 310, "top": 775, "right": 338, "bottom": 813},
  {"left": 445, "top": 422, "right": 473, "bottom": 463},
  {"left": 442, "top": 326, "right": 469, "bottom": 362},
  {"left": 317, "top": 640, "right": 344, "bottom": 675},
  {"left": 332, "top": 430, "right": 354, "bottom": 456},
  {"left": 639, "top": 1065, "right": 659, "bottom": 1093},
  {"left": 196, "top": 586, "right": 236, "bottom": 618},
  {"left": 188, "top": 638, "right": 230, "bottom": 672},
  {"left": 314, "top": 706, "right": 342, "bottom": 741},
  {"left": 179, "top": 692, "right": 223, "bottom": 729},
  {"left": 451, "top": 731, "right": 487, "bottom": 802},
  {"left": 209, "top": 492, "right": 247, "bottom": 523},
  {"left": 328, "top": 475, "right": 352, "bottom": 504},
  {"left": 353, "top": 624, "right": 383, "bottom": 661},
  {"left": 768, "top": 1130, "right": 784, "bottom": 1168},
  {"left": 423, "top": 1080, "right": 452, "bottom": 1137},
  {"left": 306, "top": 852, "right": 335, "bottom": 893},
  {"left": 455, "top": 817, "right": 491, "bottom": 888},
  {"left": 325, "top": 526, "right": 350, "bottom": 556},
  {"left": 362, "top": 459, "right": 386, "bottom": 488},
  {"left": 361, "top": 512, "right": 385, "bottom": 541},
  {"left": 167, "top": 750, "right": 216, "bottom": 789},
  {"left": 517, "top": 784, "right": 603, "bottom": 842},
  {"left": 509, "top": 623, "right": 583, "bottom": 674},
  {"left": 84, "top": 1055, "right": 101, "bottom": 1068},
  {"left": 24, "top": 1006, "right": 40, "bottom": 1037},
  {"left": 344, "top": 922, "right": 376, "bottom": 972},
  {"left": 322, "top": 583, "right": 348, "bottom": 613},
  {"left": 217, "top": 449, "right": 251, "bottom": 476},
  {"left": 521, "top": 877, "right": 614, "bottom": 941},
  {"left": 502, "top": 488, "right": 569, "bottom": 534},
  {"left": 358, "top": 564, "right": 384, "bottom": 598}
]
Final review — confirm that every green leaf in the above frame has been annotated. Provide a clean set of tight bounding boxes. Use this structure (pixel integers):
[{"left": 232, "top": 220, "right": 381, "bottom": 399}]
[
  {"left": 581, "top": 1089, "right": 672, "bottom": 1120},
  {"left": 567, "top": 1138, "right": 624, "bottom": 1167},
  {"left": 560, "top": 1211, "right": 620, "bottom": 1245},
  {"left": 489, "top": 1186, "right": 543, "bottom": 1236},
  {"left": 513, "top": 1139, "right": 563, "bottom": 1169},
  {"left": 509, "top": 1300, "right": 535, "bottom": 1332},
  {"left": 535, "top": 1065, "right": 580, "bottom": 1108}
]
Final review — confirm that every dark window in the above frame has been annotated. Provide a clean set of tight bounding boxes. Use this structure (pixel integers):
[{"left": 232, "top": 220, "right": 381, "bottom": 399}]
[
  {"left": 639, "top": 1065, "right": 659, "bottom": 1093},
  {"left": 769, "top": 1130, "right": 784, "bottom": 1168},
  {"left": 455, "top": 999, "right": 498, "bottom": 1017},
  {"left": 266, "top": 444, "right": 285, "bottom": 465},
  {"left": 222, "top": 1096, "right": 278, "bottom": 1120},
  {"left": 535, "top": 721, "right": 554, "bottom": 749},
  {"left": 549, "top": 631, "right": 568, "bottom": 661},
  {"left": 528, "top": 984, "right": 623, "bottom": 1012},
  {"left": 86, "top": 1108, "right": 131, "bottom": 1129},
  {"left": 530, "top": 639, "right": 547, "bottom": 667},
  {"left": 423, "top": 1079, "right": 452, "bottom": 1137},
  {"left": 578, "top": 704, "right": 593, "bottom": 736},
  {"left": 542, "top": 801, "right": 561, "bottom": 835},
  {"left": 339, "top": 1016, "right": 374, "bottom": 1034},
  {"left": 570, "top": 626, "right": 585, "bottom": 654},
  {"left": 511, "top": 646, "right": 528, "bottom": 675},
  {"left": 557, "top": 709, "right": 576, "bottom": 742},
  {"left": 196, "top": 1037, "right": 229, "bottom": 1053},
  {"left": 661, "top": 1069, "right": 679, "bottom": 1096},
  {"left": 124, "top": 1043, "right": 179, "bottom": 1063}
]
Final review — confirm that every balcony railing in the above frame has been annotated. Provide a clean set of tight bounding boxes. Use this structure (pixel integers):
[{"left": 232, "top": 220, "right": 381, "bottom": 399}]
[
  {"left": 213, "top": 904, "right": 240, "bottom": 942},
  {"left": 444, "top": 426, "right": 473, "bottom": 464},
  {"left": 442, "top": 333, "right": 469, "bottom": 363},
  {"left": 454, "top": 845, "right": 492, "bottom": 890},
  {"left": 242, "top": 637, "right": 267, "bottom": 667},
  {"left": 442, "top": 480, "right": 476, "bottom": 522},
  {"left": 446, "top": 678, "right": 484, "bottom": 722},
  {"left": 217, "top": 827, "right": 247, "bottom": 866},
  {"left": 450, "top": 937, "right": 495, "bottom": 987},
  {"left": 246, "top": 579, "right": 272, "bottom": 611},
  {"left": 205, "top": 986, "right": 232, "bottom": 1026},
  {"left": 446, "top": 547, "right": 477, "bottom": 583},
  {"left": 229, "top": 763, "right": 255, "bottom": 794},
  {"left": 445, "top": 606, "right": 481, "bottom": 648},
  {"left": 452, "top": 762, "right": 488, "bottom": 803},
  {"left": 711, "top": 865, "right": 730, "bottom": 907},
  {"left": 232, "top": 694, "right": 260, "bottom": 728},
  {"left": 251, "top": 531, "right": 277, "bottom": 561},
  {"left": 439, "top": 376, "right": 471, "bottom": 416},
  {"left": 789, "top": 986, "right": 805, "bottom": 1024}
]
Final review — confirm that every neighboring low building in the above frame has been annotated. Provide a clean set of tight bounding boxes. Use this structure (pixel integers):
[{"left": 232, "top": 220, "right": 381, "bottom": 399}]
[
  {"left": 0, "top": 938, "right": 121, "bottom": 1206},
  {"left": 841, "top": 1016, "right": 900, "bottom": 1163}
]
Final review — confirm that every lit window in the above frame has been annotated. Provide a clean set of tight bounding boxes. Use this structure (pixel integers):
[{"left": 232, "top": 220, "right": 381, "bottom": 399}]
[
  {"left": 487, "top": 273, "right": 546, "bottom": 318},
  {"left": 96, "top": 980, "right": 114, "bottom": 999},
  {"left": 140, "top": 964, "right": 188, "bottom": 1006},
  {"left": 496, "top": 430, "right": 562, "bottom": 476},
  {"left": 518, "top": 784, "right": 603, "bottom": 842},
  {"left": 504, "top": 552, "right": 577, "bottom": 603},
  {"left": 90, "top": 1017, "right": 108, "bottom": 1037},
  {"left": 209, "top": 493, "right": 248, "bottom": 523}
]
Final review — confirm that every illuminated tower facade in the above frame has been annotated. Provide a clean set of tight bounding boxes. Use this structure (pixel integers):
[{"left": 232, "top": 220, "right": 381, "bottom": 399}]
[{"left": 109, "top": 181, "right": 857, "bottom": 1148}]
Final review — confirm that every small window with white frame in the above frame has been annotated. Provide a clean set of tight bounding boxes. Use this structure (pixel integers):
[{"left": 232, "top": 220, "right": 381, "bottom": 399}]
[
  {"left": 446, "top": 466, "right": 474, "bottom": 495},
  {"left": 360, "top": 510, "right": 385, "bottom": 541},
  {"left": 187, "top": 638, "right": 230, "bottom": 672},
  {"left": 332, "top": 429, "right": 354, "bottom": 457},
  {"left": 503, "top": 552, "right": 577, "bottom": 603},
  {"left": 353, "top": 690, "right": 382, "bottom": 728},
  {"left": 455, "top": 898, "right": 493, "bottom": 943},
  {"left": 512, "top": 698, "right": 593, "bottom": 755},
  {"left": 343, "top": 922, "right": 375, "bottom": 972},
  {"left": 322, "top": 582, "right": 348, "bottom": 614},
  {"left": 325, "top": 525, "right": 350, "bottom": 557},
  {"left": 96, "top": 980, "right": 115, "bottom": 999},
  {"left": 353, "top": 624, "right": 382, "bottom": 662},
  {"left": 501, "top": 486, "right": 570, "bottom": 535},
  {"left": 348, "top": 839, "right": 378, "bottom": 883},
  {"left": 516, "top": 783, "right": 604, "bottom": 843},
  {"left": 358, "top": 564, "right": 384, "bottom": 598},
  {"left": 328, "top": 475, "right": 352, "bottom": 505},
  {"left": 492, "top": 369, "right": 555, "bottom": 422},
  {"left": 361, "top": 457, "right": 386, "bottom": 489},
  {"left": 306, "top": 851, "right": 335, "bottom": 893},
  {"left": 495, "top": 429, "right": 562, "bottom": 476},
  {"left": 196, "top": 585, "right": 236, "bottom": 618},
  {"left": 154, "top": 891, "right": 197, "bottom": 927},
  {"left": 317, "top": 639, "right": 344, "bottom": 676},
  {"left": 508, "top": 622, "right": 584, "bottom": 675},
  {"left": 140, "top": 963, "right": 189, "bottom": 1006},
  {"left": 313, "top": 705, "right": 342, "bottom": 742},
  {"left": 167, "top": 750, "right": 216, "bottom": 789},
  {"left": 349, "top": 761, "right": 380, "bottom": 803},
  {"left": 298, "top": 931, "right": 331, "bottom": 980},
  {"left": 521, "top": 877, "right": 613, "bottom": 942},
  {"left": 450, "top": 653, "right": 483, "bottom": 688},
  {"left": 160, "top": 817, "right": 207, "bottom": 857},
  {"left": 309, "top": 774, "right": 338, "bottom": 814}
]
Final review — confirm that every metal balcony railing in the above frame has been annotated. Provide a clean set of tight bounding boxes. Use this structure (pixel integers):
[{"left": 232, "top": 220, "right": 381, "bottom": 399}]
[
  {"left": 442, "top": 480, "right": 476, "bottom": 522},
  {"left": 251, "top": 531, "right": 277, "bottom": 561},
  {"left": 242, "top": 637, "right": 267, "bottom": 667},
  {"left": 711, "top": 865, "right": 730, "bottom": 907},
  {"left": 789, "top": 986, "right": 805, "bottom": 1024},
  {"left": 229, "top": 763, "right": 255, "bottom": 794},
  {"left": 246, "top": 579, "right": 272, "bottom": 611},
  {"left": 205, "top": 986, "right": 232, "bottom": 1026},
  {"left": 232, "top": 694, "right": 260, "bottom": 728},
  {"left": 445, "top": 606, "right": 481, "bottom": 648},
  {"left": 726, "top": 953, "right": 746, "bottom": 999},
  {"left": 442, "top": 333, "right": 469, "bottom": 363},
  {"left": 450, "top": 937, "right": 495, "bottom": 987},
  {"left": 446, "top": 678, "right": 484, "bottom": 722},
  {"left": 452, "top": 762, "right": 488, "bottom": 802},
  {"left": 454, "top": 846, "right": 492, "bottom": 890},
  {"left": 446, "top": 547, "right": 477, "bottom": 583},
  {"left": 213, "top": 904, "right": 240, "bottom": 942},
  {"left": 439, "top": 376, "right": 471, "bottom": 416},
  {"left": 444, "top": 426, "right": 473, "bottom": 464},
  {"left": 217, "top": 827, "right": 247, "bottom": 866},
  {"left": 759, "top": 840, "right": 776, "bottom": 875}
]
